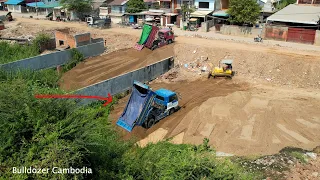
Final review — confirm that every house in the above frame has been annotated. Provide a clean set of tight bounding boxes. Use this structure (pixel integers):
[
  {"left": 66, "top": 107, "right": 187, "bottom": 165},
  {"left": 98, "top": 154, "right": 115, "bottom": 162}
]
[
  {"left": 190, "top": 0, "right": 215, "bottom": 21},
  {"left": 26, "top": 1, "right": 60, "bottom": 15},
  {"left": 267, "top": 4, "right": 320, "bottom": 25},
  {"left": 4, "top": 0, "right": 27, "bottom": 13},
  {"left": 266, "top": 4, "right": 320, "bottom": 44},
  {"left": 106, "top": 0, "right": 128, "bottom": 23},
  {"left": 211, "top": 0, "right": 228, "bottom": 19},
  {"left": 92, "top": 0, "right": 107, "bottom": 9}
]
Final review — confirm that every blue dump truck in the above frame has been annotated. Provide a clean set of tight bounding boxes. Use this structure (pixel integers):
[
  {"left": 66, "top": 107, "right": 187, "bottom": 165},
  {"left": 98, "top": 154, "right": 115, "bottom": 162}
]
[{"left": 116, "top": 81, "right": 179, "bottom": 132}]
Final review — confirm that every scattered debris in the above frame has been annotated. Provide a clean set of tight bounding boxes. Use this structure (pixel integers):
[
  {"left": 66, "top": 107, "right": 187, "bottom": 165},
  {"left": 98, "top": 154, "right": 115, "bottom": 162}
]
[{"left": 306, "top": 152, "right": 317, "bottom": 160}]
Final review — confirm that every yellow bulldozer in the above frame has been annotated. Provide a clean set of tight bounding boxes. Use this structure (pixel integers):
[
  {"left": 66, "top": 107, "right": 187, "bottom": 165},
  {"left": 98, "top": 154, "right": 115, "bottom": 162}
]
[{"left": 208, "top": 59, "right": 235, "bottom": 79}]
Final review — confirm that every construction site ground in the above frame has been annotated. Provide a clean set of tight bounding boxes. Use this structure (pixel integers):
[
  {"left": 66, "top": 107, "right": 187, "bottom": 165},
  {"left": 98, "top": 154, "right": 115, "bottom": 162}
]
[{"left": 2, "top": 18, "right": 320, "bottom": 177}]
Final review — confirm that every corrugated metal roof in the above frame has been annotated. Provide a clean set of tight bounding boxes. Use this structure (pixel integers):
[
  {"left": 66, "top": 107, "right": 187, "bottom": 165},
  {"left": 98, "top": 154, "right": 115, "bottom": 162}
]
[
  {"left": 267, "top": 4, "right": 320, "bottom": 25},
  {"left": 108, "top": 0, "right": 128, "bottom": 5},
  {"left": 26, "top": 2, "right": 45, "bottom": 7},
  {"left": 190, "top": 10, "right": 212, "bottom": 18},
  {"left": 4, "top": 0, "right": 24, "bottom": 5},
  {"left": 27, "top": 2, "right": 60, "bottom": 8},
  {"left": 212, "top": 10, "right": 229, "bottom": 17}
]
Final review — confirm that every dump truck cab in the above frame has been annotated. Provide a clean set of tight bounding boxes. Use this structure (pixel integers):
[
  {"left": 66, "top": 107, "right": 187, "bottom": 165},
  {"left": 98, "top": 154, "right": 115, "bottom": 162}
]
[
  {"left": 154, "top": 89, "right": 179, "bottom": 112},
  {"left": 116, "top": 81, "right": 179, "bottom": 132},
  {"left": 151, "top": 29, "right": 174, "bottom": 50}
]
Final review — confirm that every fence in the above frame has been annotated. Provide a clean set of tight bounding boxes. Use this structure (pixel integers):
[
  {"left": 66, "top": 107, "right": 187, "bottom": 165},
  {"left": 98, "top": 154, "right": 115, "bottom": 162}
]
[
  {"left": 200, "top": 19, "right": 215, "bottom": 32},
  {"left": 219, "top": 25, "right": 262, "bottom": 37},
  {"left": 264, "top": 25, "right": 288, "bottom": 41},
  {"left": 0, "top": 40, "right": 105, "bottom": 71},
  {"left": 75, "top": 56, "right": 174, "bottom": 105}
]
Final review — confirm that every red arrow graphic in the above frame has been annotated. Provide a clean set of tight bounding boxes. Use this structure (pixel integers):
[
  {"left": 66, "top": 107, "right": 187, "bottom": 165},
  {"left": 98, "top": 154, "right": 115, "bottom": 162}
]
[{"left": 35, "top": 93, "right": 113, "bottom": 106}]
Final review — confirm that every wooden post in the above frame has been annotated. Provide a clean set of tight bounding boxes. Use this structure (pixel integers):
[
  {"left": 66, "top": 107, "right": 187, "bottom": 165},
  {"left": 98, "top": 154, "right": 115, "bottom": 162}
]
[{"left": 57, "top": 65, "right": 62, "bottom": 75}]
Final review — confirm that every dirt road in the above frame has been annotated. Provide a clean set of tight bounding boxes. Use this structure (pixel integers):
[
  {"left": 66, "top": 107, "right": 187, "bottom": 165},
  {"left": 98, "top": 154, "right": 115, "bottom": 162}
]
[{"left": 60, "top": 45, "right": 174, "bottom": 91}]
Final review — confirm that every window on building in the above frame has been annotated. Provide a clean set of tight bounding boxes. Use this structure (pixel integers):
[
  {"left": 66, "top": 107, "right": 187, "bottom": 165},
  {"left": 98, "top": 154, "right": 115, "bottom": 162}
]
[
  {"left": 119, "top": 6, "right": 122, "bottom": 13},
  {"left": 199, "top": 2, "right": 209, "bottom": 8},
  {"left": 160, "top": 1, "right": 170, "bottom": 8}
]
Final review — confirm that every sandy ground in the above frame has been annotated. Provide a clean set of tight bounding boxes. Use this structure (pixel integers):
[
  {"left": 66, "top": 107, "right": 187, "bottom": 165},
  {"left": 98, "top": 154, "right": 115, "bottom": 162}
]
[
  {"left": 2, "top": 18, "right": 320, "bottom": 157},
  {"left": 111, "top": 78, "right": 320, "bottom": 156}
]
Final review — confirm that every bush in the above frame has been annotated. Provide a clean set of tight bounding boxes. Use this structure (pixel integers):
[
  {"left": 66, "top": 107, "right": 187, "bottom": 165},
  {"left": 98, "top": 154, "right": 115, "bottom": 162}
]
[
  {"left": 0, "top": 70, "right": 132, "bottom": 179},
  {"left": 0, "top": 41, "right": 39, "bottom": 64},
  {"left": 0, "top": 33, "right": 51, "bottom": 64},
  {"left": 121, "top": 140, "right": 256, "bottom": 180},
  {"left": 63, "top": 49, "right": 85, "bottom": 72}
]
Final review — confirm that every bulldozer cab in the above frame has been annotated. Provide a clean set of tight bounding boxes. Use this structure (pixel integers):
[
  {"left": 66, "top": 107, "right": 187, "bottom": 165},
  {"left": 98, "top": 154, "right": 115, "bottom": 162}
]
[{"left": 220, "top": 59, "right": 233, "bottom": 71}]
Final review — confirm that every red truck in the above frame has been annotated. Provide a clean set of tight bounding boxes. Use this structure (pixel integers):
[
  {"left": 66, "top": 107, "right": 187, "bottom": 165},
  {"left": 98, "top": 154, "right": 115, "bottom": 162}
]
[{"left": 134, "top": 24, "right": 175, "bottom": 51}]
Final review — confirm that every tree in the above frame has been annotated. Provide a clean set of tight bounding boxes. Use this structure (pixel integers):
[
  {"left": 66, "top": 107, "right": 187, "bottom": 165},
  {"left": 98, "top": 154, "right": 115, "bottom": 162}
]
[
  {"left": 181, "top": 4, "right": 196, "bottom": 22},
  {"left": 275, "top": 0, "right": 296, "bottom": 10},
  {"left": 227, "top": 0, "right": 261, "bottom": 25},
  {"left": 60, "top": 0, "right": 92, "bottom": 19},
  {"left": 126, "top": 0, "right": 146, "bottom": 13}
]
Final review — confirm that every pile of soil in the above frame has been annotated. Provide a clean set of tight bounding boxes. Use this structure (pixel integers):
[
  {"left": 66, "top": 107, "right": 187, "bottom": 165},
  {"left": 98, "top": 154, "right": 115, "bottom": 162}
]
[
  {"left": 112, "top": 80, "right": 320, "bottom": 156},
  {"left": 60, "top": 45, "right": 174, "bottom": 91}
]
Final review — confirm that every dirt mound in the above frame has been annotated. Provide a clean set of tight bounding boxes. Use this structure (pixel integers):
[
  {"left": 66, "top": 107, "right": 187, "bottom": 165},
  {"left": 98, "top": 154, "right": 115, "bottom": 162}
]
[
  {"left": 60, "top": 45, "right": 174, "bottom": 91},
  {"left": 167, "top": 87, "right": 320, "bottom": 155},
  {"left": 112, "top": 80, "right": 320, "bottom": 156},
  {"left": 111, "top": 79, "right": 249, "bottom": 140}
]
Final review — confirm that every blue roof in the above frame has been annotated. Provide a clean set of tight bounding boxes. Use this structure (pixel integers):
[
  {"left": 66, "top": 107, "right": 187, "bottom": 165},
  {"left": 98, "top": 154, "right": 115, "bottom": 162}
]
[
  {"left": 26, "top": 2, "right": 45, "bottom": 7},
  {"left": 26, "top": 2, "right": 60, "bottom": 8},
  {"left": 4, "top": 0, "right": 24, "bottom": 5},
  {"left": 155, "top": 89, "right": 175, "bottom": 98}
]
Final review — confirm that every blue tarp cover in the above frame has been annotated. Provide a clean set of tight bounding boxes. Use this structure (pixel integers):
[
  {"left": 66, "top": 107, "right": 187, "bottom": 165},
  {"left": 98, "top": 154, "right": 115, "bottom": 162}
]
[
  {"left": 4, "top": 0, "right": 24, "bottom": 5},
  {"left": 119, "top": 87, "right": 148, "bottom": 128}
]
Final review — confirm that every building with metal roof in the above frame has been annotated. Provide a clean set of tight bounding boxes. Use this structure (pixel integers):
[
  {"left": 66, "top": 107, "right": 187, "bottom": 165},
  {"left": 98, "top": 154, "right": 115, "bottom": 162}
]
[{"left": 267, "top": 4, "right": 320, "bottom": 25}]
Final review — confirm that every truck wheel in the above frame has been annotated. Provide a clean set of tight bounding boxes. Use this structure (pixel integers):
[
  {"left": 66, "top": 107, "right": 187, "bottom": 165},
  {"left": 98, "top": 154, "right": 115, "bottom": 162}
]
[
  {"left": 146, "top": 117, "right": 155, "bottom": 128},
  {"left": 167, "top": 40, "right": 172, "bottom": 44},
  {"left": 207, "top": 73, "right": 211, "bottom": 79},
  {"left": 169, "top": 108, "right": 175, "bottom": 115}
]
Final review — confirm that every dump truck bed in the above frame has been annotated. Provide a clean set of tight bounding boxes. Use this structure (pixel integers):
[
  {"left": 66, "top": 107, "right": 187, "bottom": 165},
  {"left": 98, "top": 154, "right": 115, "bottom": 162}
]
[{"left": 116, "top": 81, "right": 156, "bottom": 132}]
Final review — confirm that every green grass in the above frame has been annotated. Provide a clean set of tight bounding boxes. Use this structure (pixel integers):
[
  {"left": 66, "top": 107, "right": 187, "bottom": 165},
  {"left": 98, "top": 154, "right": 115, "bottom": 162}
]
[
  {"left": 0, "top": 34, "right": 51, "bottom": 64},
  {"left": 0, "top": 68, "right": 259, "bottom": 179}
]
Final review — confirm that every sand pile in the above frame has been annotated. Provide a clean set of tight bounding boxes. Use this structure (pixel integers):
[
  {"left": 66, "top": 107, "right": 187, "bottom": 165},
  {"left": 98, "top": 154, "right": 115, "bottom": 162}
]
[{"left": 138, "top": 87, "right": 320, "bottom": 155}]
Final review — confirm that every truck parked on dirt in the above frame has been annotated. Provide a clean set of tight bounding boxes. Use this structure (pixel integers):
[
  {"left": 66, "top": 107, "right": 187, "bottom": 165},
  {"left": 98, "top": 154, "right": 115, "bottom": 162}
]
[
  {"left": 134, "top": 24, "right": 174, "bottom": 51},
  {"left": 117, "top": 81, "right": 179, "bottom": 132},
  {"left": 86, "top": 16, "right": 111, "bottom": 29}
]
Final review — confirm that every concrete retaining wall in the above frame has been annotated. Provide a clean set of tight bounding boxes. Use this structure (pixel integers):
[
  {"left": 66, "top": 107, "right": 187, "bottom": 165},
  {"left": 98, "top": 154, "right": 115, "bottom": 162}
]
[
  {"left": 0, "top": 41, "right": 105, "bottom": 71},
  {"left": 75, "top": 56, "right": 174, "bottom": 105},
  {"left": 219, "top": 25, "right": 262, "bottom": 38}
]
